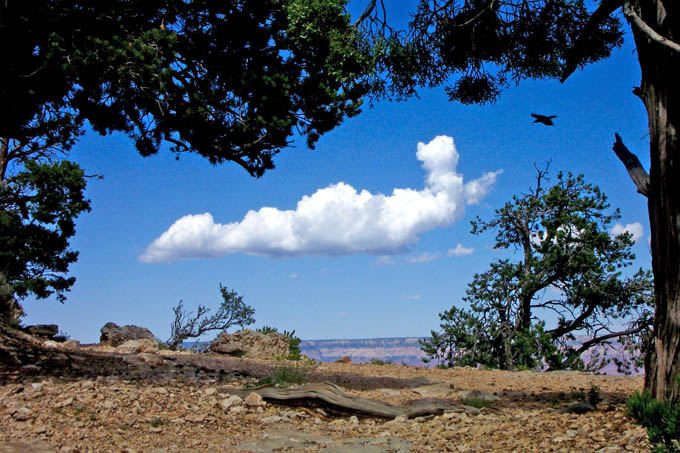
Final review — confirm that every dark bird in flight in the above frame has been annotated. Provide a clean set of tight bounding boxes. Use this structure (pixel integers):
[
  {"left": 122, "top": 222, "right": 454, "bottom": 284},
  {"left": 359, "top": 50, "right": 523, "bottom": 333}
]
[{"left": 531, "top": 113, "right": 557, "bottom": 126}]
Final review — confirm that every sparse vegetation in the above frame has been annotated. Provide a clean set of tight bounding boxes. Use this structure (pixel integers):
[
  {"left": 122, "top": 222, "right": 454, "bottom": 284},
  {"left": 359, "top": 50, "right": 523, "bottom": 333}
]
[
  {"left": 460, "top": 392, "right": 492, "bottom": 409},
  {"left": 150, "top": 416, "right": 169, "bottom": 428},
  {"left": 166, "top": 284, "right": 255, "bottom": 349},
  {"left": 369, "top": 358, "right": 392, "bottom": 366},
  {"left": 627, "top": 387, "right": 680, "bottom": 453},
  {"left": 256, "top": 326, "right": 302, "bottom": 361}
]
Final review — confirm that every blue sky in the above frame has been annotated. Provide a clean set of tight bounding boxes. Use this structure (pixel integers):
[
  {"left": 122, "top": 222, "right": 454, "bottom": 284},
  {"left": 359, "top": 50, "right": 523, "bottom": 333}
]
[{"left": 21, "top": 8, "right": 651, "bottom": 344}]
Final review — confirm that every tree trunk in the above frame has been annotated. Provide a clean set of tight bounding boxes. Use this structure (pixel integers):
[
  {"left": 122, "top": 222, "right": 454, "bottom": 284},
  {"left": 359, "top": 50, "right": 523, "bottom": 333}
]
[
  {"left": 0, "top": 137, "right": 9, "bottom": 182},
  {"left": 630, "top": 1, "right": 680, "bottom": 403}
]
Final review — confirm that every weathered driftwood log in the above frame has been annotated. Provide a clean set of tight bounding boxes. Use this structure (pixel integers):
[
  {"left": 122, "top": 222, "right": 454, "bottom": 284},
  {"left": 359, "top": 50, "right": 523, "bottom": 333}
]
[{"left": 227, "top": 382, "right": 465, "bottom": 419}]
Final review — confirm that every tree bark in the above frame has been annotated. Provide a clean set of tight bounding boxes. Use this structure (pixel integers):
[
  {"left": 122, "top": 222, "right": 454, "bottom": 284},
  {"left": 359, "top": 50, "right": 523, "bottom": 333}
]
[
  {"left": 0, "top": 137, "right": 9, "bottom": 182},
  {"left": 628, "top": 0, "right": 680, "bottom": 403}
]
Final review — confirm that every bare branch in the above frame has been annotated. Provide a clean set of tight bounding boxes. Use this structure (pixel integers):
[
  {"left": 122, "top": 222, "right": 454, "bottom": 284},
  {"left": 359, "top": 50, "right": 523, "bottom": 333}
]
[
  {"left": 623, "top": 2, "right": 680, "bottom": 53},
  {"left": 612, "top": 133, "right": 650, "bottom": 197},
  {"left": 353, "top": 0, "right": 376, "bottom": 27}
]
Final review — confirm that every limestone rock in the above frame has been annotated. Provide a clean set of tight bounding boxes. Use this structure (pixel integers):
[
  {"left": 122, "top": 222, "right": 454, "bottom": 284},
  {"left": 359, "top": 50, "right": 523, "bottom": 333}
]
[
  {"left": 245, "top": 392, "right": 264, "bottom": 407},
  {"left": 26, "top": 324, "right": 58, "bottom": 339},
  {"left": 209, "top": 329, "right": 289, "bottom": 360},
  {"left": 335, "top": 356, "right": 352, "bottom": 363},
  {"left": 10, "top": 407, "right": 30, "bottom": 421},
  {"left": 221, "top": 395, "right": 243, "bottom": 410},
  {"left": 116, "top": 338, "right": 159, "bottom": 354},
  {"left": 99, "top": 322, "right": 155, "bottom": 347}
]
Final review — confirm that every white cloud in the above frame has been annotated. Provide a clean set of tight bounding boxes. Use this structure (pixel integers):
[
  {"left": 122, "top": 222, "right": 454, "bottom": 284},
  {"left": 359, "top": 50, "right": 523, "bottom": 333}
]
[
  {"left": 407, "top": 252, "right": 441, "bottom": 264},
  {"left": 288, "top": 273, "right": 299, "bottom": 279},
  {"left": 375, "top": 256, "right": 395, "bottom": 266},
  {"left": 402, "top": 294, "right": 422, "bottom": 301},
  {"left": 140, "top": 136, "right": 502, "bottom": 262},
  {"left": 448, "top": 243, "right": 474, "bottom": 256},
  {"left": 610, "top": 222, "right": 644, "bottom": 243}
]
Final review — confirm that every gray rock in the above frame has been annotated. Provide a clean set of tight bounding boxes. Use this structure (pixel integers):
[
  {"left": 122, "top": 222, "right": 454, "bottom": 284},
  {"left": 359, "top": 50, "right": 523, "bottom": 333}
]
[
  {"left": 116, "top": 338, "right": 158, "bottom": 354},
  {"left": 209, "top": 329, "right": 289, "bottom": 360},
  {"left": 0, "top": 442, "right": 57, "bottom": 453},
  {"left": 245, "top": 392, "right": 264, "bottom": 407},
  {"left": 99, "top": 322, "right": 154, "bottom": 347},
  {"left": 221, "top": 395, "right": 244, "bottom": 410},
  {"left": 10, "top": 407, "right": 30, "bottom": 421},
  {"left": 26, "top": 324, "right": 58, "bottom": 338}
]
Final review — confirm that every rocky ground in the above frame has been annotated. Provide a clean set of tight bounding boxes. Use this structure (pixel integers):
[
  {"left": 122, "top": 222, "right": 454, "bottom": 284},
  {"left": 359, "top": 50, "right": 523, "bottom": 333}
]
[{"left": 0, "top": 332, "right": 650, "bottom": 452}]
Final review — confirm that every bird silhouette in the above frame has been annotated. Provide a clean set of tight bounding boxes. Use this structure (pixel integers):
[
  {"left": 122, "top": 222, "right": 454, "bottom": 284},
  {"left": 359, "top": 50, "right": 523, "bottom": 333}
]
[{"left": 531, "top": 113, "right": 557, "bottom": 126}]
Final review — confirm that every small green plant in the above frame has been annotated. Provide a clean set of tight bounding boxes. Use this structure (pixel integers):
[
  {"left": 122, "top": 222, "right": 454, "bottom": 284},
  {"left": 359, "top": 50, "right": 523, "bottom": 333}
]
[
  {"left": 369, "top": 358, "right": 392, "bottom": 366},
  {"left": 150, "top": 416, "right": 169, "bottom": 428},
  {"left": 627, "top": 389, "right": 680, "bottom": 453},
  {"left": 88, "top": 413, "right": 97, "bottom": 422},
  {"left": 587, "top": 385, "right": 603, "bottom": 407},
  {"left": 568, "top": 385, "right": 602, "bottom": 407},
  {"left": 460, "top": 394, "right": 492, "bottom": 409},
  {"left": 270, "top": 363, "right": 310, "bottom": 387},
  {"left": 256, "top": 326, "right": 302, "bottom": 361}
]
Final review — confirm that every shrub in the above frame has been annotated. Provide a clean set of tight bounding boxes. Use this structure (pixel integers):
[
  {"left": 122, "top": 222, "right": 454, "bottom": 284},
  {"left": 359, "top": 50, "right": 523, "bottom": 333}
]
[
  {"left": 370, "top": 358, "right": 392, "bottom": 366},
  {"left": 460, "top": 392, "right": 492, "bottom": 409},
  {"left": 166, "top": 284, "right": 254, "bottom": 349},
  {"left": 627, "top": 389, "right": 680, "bottom": 452},
  {"left": 270, "top": 363, "right": 309, "bottom": 387}
]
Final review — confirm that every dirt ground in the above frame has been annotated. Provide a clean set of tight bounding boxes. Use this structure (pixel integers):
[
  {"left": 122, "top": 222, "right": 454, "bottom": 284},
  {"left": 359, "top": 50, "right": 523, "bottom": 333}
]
[{"left": 0, "top": 336, "right": 650, "bottom": 452}]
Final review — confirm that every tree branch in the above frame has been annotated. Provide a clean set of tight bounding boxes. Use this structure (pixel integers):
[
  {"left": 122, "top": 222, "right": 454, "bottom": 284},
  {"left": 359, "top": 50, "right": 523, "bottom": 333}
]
[
  {"left": 352, "top": 0, "right": 376, "bottom": 27},
  {"left": 571, "top": 323, "right": 648, "bottom": 357},
  {"left": 560, "top": 0, "right": 623, "bottom": 82},
  {"left": 612, "top": 133, "right": 650, "bottom": 197},
  {"left": 623, "top": 2, "right": 680, "bottom": 53}
]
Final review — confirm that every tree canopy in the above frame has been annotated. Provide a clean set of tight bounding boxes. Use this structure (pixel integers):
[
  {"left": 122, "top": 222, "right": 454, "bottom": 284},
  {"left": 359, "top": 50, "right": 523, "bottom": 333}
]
[
  {"left": 0, "top": 0, "right": 378, "bottom": 178},
  {"left": 0, "top": 159, "right": 90, "bottom": 319},
  {"left": 421, "top": 169, "right": 654, "bottom": 372}
]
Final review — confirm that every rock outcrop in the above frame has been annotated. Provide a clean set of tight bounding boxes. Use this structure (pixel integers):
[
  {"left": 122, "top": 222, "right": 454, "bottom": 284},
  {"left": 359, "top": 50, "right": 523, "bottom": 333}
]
[
  {"left": 210, "top": 329, "right": 289, "bottom": 360},
  {"left": 115, "top": 338, "right": 158, "bottom": 354},
  {"left": 99, "top": 322, "right": 154, "bottom": 347},
  {"left": 25, "top": 325, "right": 58, "bottom": 339}
]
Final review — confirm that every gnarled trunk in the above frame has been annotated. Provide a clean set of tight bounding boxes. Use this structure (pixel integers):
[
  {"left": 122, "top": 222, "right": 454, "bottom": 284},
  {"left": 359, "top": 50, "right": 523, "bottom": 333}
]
[{"left": 630, "top": 1, "right": 680, "bottom": 403}]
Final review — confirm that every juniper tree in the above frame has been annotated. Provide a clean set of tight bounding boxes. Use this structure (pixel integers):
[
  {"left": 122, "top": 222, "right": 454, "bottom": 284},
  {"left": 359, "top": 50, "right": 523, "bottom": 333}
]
[
  {"left": 358, "top": 0, "right": 679, "bottom": 403},
  {"left": 421, "top": 168, "right": 654, "bottom": 372}
]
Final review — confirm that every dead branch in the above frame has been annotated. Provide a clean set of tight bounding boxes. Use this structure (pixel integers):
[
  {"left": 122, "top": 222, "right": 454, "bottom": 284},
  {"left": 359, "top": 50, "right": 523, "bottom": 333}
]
[
  {"left": 228, "top": 383, "right": 467, "bottom": 419},
  {"left": 623, "top": 2, "right": 680, "bottom": 54},
  {"left": 612, "top": 133, "right": 650, "bottom": 197}
]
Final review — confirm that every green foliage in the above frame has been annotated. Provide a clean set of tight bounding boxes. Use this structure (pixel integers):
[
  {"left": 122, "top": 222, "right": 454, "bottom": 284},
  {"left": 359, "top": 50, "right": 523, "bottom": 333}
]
[
  {"left": 460, "top": 394, "right": 492, "bottom": 409},
  {"left": 257, "top": 326, "right": 279, "bottom": 335},
  {"left": 150, "top": 416, "right": 169, "bottom": 428},
  {"left": 627, "top": 390, "right": 680, "bottom": 452},
  {"left": 0, "top": 0, "right": 380, "bottom": 177},
  {"left": 421, "top": 169, "right": 654, "bottom": 371},
  {"left": 383, "top": 0, "right": 624, "bottom": 104},
  {"left": 369, "top": 358, "right": 393, "bottom": 366},
  {"left": 0, "top": 160, "right": 90, "bottom": 308},
  {"left": 269, "top": 363, "right": 310, "bottom": 387},
  {"left": 166, "top": 284, "right": 255, "bottom": 349}
]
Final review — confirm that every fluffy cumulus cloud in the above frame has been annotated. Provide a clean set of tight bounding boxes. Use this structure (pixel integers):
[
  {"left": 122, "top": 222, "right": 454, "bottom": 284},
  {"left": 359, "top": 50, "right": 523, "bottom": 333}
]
[
  {"left": 140, "top": 136, "right": 502, "bottom": 262},
  {"left": 610, "top": 222, "right": 644, "bottom": 243}
]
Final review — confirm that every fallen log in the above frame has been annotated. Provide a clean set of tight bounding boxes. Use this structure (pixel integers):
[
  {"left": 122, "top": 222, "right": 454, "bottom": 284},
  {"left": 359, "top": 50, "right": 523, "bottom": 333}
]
[{"left": 226, "top": 382, "right": 466, "bottom": 419}]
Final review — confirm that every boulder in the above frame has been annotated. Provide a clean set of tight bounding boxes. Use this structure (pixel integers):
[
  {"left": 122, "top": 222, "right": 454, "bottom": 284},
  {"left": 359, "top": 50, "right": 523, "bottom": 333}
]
[
  {"left": 26, "top": 324, "right": 58, "bottom": 339},
  {"left": 116, "top": 338, "right": 158, "bottom": 354},
  {"left": 209, "top": 329, "right": 289, "bottom": 360},
  {"left": 99, "top": 322, "right": 154, "bottom": 347}
]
